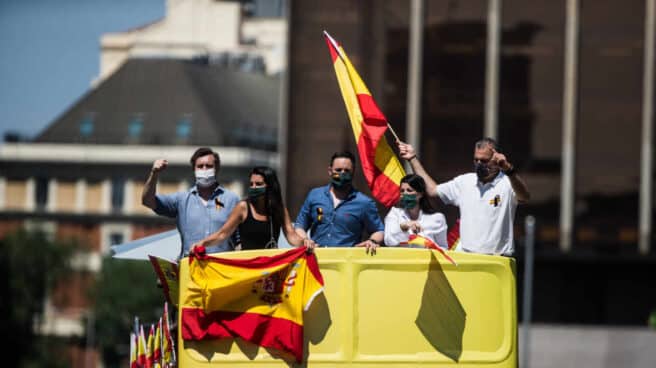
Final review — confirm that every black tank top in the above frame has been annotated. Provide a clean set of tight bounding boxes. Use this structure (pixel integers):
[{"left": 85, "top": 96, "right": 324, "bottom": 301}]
[{"left": 238, "top": 201, "right": 281, "bottom": 250}]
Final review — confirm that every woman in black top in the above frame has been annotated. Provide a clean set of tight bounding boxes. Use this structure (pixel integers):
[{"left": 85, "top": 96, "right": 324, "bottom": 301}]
[{"left": 192, "top": 166, "right": 316, "bottom": 251}]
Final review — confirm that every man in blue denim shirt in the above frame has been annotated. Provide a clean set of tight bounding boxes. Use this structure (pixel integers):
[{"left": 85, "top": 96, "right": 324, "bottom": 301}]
[
  {"left": 294, "top": 151, "right": 384, "bottom": 254},
  {"left": 142, "top": 147, "right": 240, "bottom": 258}
]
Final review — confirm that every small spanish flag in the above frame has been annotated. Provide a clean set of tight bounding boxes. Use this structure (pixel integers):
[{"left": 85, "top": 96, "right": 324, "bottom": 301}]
[
  {"left": 402, "top": 234, "right": 458, "bottom": 266},
  {"left": 146, "top": 324, "right": 155, "bottom": 368},
  {"left": 137, "top": 325, "right": 147, "bottom": 367},
  {"left": 324, "top": 31, "right": 405, "bottom": 208},
  {"left": 153, "top": 318, "right": 162, "bottom": 365},
  {"left": 129, "top": 333, "right": 137, "bottom": 368},
  {"left": 182, "top": 246, "right": 325, "bottom": 363},
  {"left": 162, "top": 303, "right": 176, "bottom": 367},
  {"left": 149, "top": 255, "right": 179, "bottom": 307}
]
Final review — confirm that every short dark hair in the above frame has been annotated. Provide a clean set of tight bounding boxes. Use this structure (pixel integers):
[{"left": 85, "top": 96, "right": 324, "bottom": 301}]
[
  {"left": 330, "top": 151, "right": 356, "bottom": 167},
  {"left": 190, "top": 147, "right": 220, "bottom": 168},
  {"left": 474, "top": 137, "right": 500, "bottom": 151}
]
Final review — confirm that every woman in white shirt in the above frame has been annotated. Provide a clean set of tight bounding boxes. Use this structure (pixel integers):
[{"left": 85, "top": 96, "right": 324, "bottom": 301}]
[{"left": 384, "top": 174, "right": 448, "bottom": 248}]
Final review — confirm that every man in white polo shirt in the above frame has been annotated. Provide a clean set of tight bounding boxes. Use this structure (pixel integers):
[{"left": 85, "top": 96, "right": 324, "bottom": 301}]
[{"left": 396, "top": 138, "right": 530, "bottom": 256}]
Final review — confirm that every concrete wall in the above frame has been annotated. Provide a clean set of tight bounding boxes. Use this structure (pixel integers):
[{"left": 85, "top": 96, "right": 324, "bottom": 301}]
[{"left": 521, "top": 324, "right": 656, "bottom": 368}]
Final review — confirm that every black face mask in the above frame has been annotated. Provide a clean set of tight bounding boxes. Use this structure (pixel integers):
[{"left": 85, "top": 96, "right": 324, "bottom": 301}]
[
  {"left": 331, "top": 171, "right": 353, "bottom": 188},
  {"left": 248, "top": 186, "right": 266, "bottom": 200},
  {"left": 475, "top": 162, "right": 490, "bottom": 181}
]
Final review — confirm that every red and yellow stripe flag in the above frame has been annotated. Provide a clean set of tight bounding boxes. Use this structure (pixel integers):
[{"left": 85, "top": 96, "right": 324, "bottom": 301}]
[
  {"left": 402, "top": 234, "right": 458, "bottom": 266},
  {"left": 324, "top": 31, "right": 405, "bottom": 207},
  {"left": 447, "top": 218, "right": 460, "bottom": 251},
  {"left": 181, "top": 246, "right": 324, "bottom": 363},
  {"left": 137, "top": 325, "right": 147, "bottom": 367},
  {"left": 162, "top": 302, "right": 175, "bottom": 367},
  {"left": 129, "top": 333, "right": 137, "bottom": 368},
  {"left": 153, "top": 318, "right": 162, "bottom": 364},
  {"left": 146, "top": 324, "right": 155, "bottom": 368},
  {"left": 149, "top": 255, "right": 179, "bottom": 307}
]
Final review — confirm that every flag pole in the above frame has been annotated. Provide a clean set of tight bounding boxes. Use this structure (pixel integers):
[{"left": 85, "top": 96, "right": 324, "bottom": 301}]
[{"left": 386, "top": 122, "right": 402, "bottom": 143}]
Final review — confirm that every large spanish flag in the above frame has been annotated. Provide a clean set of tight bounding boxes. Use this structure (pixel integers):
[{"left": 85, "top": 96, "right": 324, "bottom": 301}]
[
  {"left": 181, "top": 246, "right": 324, "bottom": 363},
  {"left": 324, "top": 31, "right": 405, "bottom": 207}
]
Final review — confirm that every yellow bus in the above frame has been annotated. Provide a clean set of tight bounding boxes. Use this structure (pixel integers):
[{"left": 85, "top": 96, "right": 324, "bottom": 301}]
[{"left": 178, "top": 247, "right": 517, "bottom": 367}]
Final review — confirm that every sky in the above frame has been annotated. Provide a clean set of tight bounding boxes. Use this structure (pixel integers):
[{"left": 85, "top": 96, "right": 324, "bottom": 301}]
[{"left": 0, "top": 0, "right": 164, "bottom": 139}]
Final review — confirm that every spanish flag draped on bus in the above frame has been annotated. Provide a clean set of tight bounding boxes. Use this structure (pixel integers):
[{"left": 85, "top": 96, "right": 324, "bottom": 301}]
[
  {"left": 324, "top": 31, "right": 405, "bottom": 208},
  {"left": 181, "top": 246, "right": 324, "bottom": 363}
]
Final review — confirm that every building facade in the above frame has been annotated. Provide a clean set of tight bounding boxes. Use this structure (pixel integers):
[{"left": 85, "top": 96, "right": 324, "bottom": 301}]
[
  {"left": 0, "top": 2, "right": 284, "bottom": 366},
  {"left": 285, "top": 0, "right": 656, "bottom": 326},
  {"left": 98, "top": 0, "right": 286, "bottom": 83}
]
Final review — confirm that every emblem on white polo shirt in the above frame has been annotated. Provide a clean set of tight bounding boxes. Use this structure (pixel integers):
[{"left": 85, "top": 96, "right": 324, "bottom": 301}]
[{"left": 489, "top": 195, "right": 501, "bottom": 207}]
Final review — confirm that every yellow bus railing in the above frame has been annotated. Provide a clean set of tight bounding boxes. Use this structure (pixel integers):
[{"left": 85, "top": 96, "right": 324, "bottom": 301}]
[{"left": 178, "top": 247, "right": 517, "bottom": 367}]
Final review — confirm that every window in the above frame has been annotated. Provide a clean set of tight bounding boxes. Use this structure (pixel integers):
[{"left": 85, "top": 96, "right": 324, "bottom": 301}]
[
  {"left": 100, "top": 223, "right": 132, "bottom": 254},
  {"left": 128, "top": 115, "right": 144, "bottom": 138},
  {"left": 176, "top": 115, "right": 192, "bottom": 138},
  {"left": 248, "top": 0, "right": 283, "bottom": 18},
  {"left": 111, "top": 178, "right": 125, "bottom": 213},
  {"left": 573, "top": 0, "right": 644, "bottom": 253},
  {"left": 35, "top": 177, "right": 48, "bottom": 210},
  {"left": 109, "top": 232, "right": 124, "bottom": 246},
  {"left": 79, "top": 114, "right": 95, "bottom": 137},
  {"left": 24, "top": 220, "right": 56, "bottom": 241}
]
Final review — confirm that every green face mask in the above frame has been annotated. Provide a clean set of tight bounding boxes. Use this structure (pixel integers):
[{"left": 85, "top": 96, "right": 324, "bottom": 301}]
[
  {"left": 400, "top": 193, "right": 418, "bottom": 209},
  {"left": 248, "top": 186, "right": 266, "bottom": 199},
  {"left": 331, "top": 171, "right": 353, "bottom": 188}
]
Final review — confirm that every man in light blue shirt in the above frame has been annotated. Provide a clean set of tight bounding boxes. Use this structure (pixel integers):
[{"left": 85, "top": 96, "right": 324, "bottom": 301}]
[
  {"left": 294, "top": 151, "right": 384, "bottom": 254},
  {"left": 142, "top": 147, "right": 240, "bottom": 257}
]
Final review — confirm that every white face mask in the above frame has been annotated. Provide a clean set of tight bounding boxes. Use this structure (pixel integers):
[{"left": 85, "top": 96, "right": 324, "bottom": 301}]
[{"left": 195, "top": 168, "right": 216, "bottom": 188}]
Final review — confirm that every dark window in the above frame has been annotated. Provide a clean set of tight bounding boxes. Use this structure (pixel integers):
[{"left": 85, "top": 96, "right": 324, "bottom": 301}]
[
  {"left": 250, "top": 0, "right": 283, "bottom": 17},
  {"left": 35, "top": 177, "right": 48, "bottom": 210},
  {"left": 111, "top": 178, "right": 125, "bottom": 213},
  {"left": 109, "top": 232, "right": 124, "bottom": 246},
  {"left": 574, "top": 0, "right": 644, "bottom": 253}
]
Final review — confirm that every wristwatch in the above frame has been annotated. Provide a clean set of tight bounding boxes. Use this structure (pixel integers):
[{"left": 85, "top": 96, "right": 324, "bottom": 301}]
[{"left": 504, "top": 165, "right": 516, "bottom": 176}]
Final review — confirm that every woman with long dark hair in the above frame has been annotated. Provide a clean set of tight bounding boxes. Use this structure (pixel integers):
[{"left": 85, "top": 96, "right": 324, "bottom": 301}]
[
  {"left": 384, "top": 174, "right": 448, "bottom": 248},
  {"left": 192, "top": 166, "right": 315, "bottom": 251}
]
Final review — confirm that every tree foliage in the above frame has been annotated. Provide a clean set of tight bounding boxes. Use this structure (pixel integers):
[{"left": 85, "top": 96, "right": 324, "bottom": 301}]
[
  {"left": 0, "top": 229, "right": 76, "bottom": 367},
  {"left": 91, "top": 255, "right": 165, "bottom": 367}
]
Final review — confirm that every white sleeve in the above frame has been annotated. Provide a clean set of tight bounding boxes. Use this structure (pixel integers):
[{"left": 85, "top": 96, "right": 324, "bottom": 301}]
[
  {"left": 436, "top": 177, "right": 461, "bottom": 206},
  {"left": 421, "top": 213, "right": 448, "bottom": 249},
  {"left": 384, "top": 208, "right": 409, "bottom": 246},
  {"left": 506, "top": 175, "right": 519, "bottom": 205}
]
